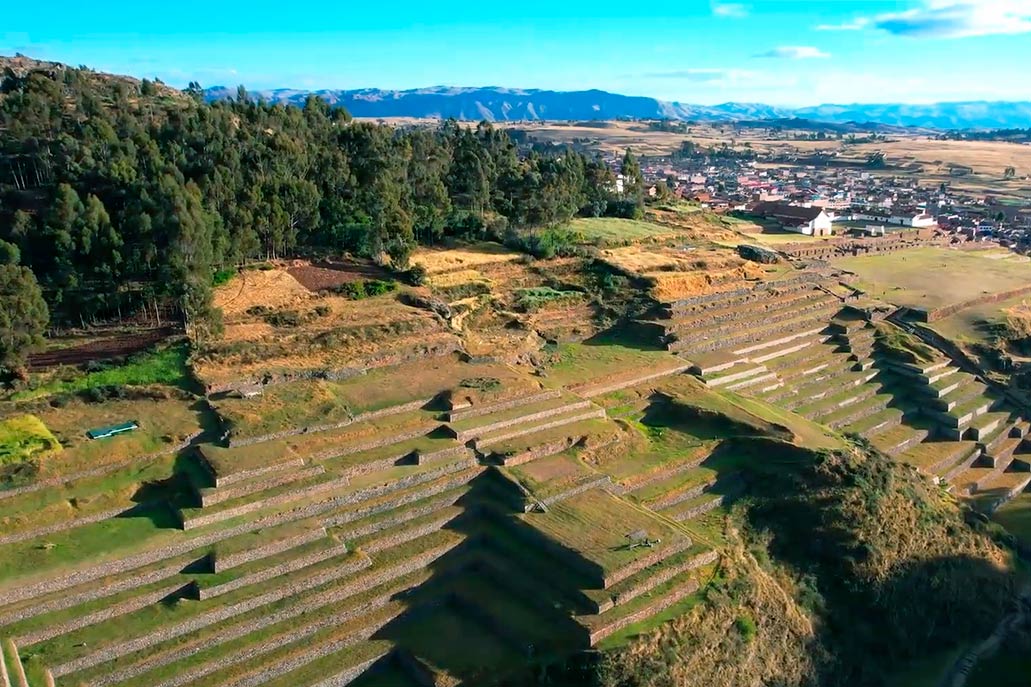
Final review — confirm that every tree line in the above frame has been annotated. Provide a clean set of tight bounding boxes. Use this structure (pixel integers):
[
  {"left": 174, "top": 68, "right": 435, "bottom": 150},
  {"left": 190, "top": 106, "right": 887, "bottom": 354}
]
[{"left": 0, "top": 65, "right": 641, "bottom": 366}]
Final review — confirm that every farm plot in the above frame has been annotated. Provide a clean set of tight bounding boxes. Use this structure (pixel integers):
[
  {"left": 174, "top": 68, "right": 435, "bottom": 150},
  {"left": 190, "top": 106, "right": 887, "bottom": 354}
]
[
  {"left": 411, "top": 243, "right": 522, "bottom": 275},
  {"left": 286, "top": 260, "right": 393, "bottom": 292}
]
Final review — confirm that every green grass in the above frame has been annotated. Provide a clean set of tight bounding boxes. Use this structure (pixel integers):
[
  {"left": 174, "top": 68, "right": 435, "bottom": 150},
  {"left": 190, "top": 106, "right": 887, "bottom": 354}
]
[
  {"left": 543, "top": 331, "right": 675, "bottom": 387},
  {"left": 557, "top": 217, "right": 677, "bottom": 244},
  {"left": 835, "top": 247, "right": 1031, "bottom": 311},
  {"left": 514, "top": 287, "right": 584, "bottom": 312},
  {"left": 10, "top": 344, "right": 193, "bottom": 402},
  {"left": 0, "top": 414, "right": 60, "bottom": 466},
  {"left": 993, "top": 491, "right": 1031, "bottom": 548}
]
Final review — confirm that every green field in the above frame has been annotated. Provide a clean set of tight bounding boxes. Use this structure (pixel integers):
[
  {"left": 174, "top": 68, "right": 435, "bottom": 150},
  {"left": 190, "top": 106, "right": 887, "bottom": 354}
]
[
  {"left": 558, "top": 217, "right": 676, "bottom": 244},
  {"left": 835, "top": 248, "right": 1031, "bottom": 310},
  {"left": 9, "top": 344, "right": 194, "bottom": 402},
  {"left": 993, "top": 491, "right": 1031, "bottom": 548}
]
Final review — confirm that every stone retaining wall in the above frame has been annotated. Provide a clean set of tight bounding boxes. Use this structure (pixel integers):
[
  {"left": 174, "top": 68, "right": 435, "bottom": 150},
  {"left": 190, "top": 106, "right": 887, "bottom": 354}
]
[
  {"left": 453, "top": 401, "right": 593, "bottom": 442},
  {"left": 226, "top": 398, "right": 431, "bottom": 448},
  {"left": 340, "top": 489, "right": 465, "bottom": 542},
  {"left": 214, "top": 526, "right": 329, "bottom": 572},
  {"left": 0, "top": 505, "right": 129, "bottom": 547},
  {"left": 0, "top": 557, "right": 190, "bottom": 628},
  {"left": 572, "top": 365, "right": 692, "bottom": 399},
  {"left": 588, "top": 577, "right": 701, "bottom": 645},
  {"left": 209, "top": 457, "right": 306, "bottom": 489},
  {"left": 202, "top": 544, "right": 353, "bottom": 600},
  {"left": 90, "top": 553, "right": 378, "bottom": 687},
  {"left": 16, "top": 581, "right": 191, "bottom": 648},
  {"left": 416, "top": 446, "right": 472, "bottom": 465},
  {"left": 51, "top": 538, "right": 457, "bottom": 679},
  {"left": 538, "top": 477, "right": 612, "bottom": 509},
  {"left": 666, "top": 288, "right": 822, "bottom": 329},
  {"left": 667, "top": 292, "right": 829, "bottom": 338},
  {"left": 447, "top": 389, "right": 562, "bottom": 423},
  {"left": 482, "top": 507, "right": 604, "bottom": 585},
  {"left": 673, "top": 494, "right": 730, "bottom": 521},
  {"left": 602, "top": 536, "right": 694, "bottom": 589},
  {"left": 360, "top": 511, "right": 458, "bottom": 554},
  {"left": 476, "top": 409, "right": 607, "bottom": 449},
  {"left": 0, "top": 430, "right": 203, "bottom": 503},
  {"left": 612, "top": 550, "right": 717, "bottom": 607},
  {"left": 648, "top": 477, "right": 717, "bottom": 512},
  {"left": 622, "top": 454, "right": 709, "bottom": 493},
  {"left": 200, "top": 465, "right": 326, "bottom": 507},
  {"left": 671, "top": 297, "right": 839, "bottom": 347},
  {"left": 181, "top": 476, "right": 353, "bottom": 530},
  {"left": 916, "top": 284, "right": 1031, "bottom": 323},
  {"left": 321, "top": 472, "right": 475, "bottom": 529},
  {"left": 501, "top": 439, "right": 575, "bottom": 466}
]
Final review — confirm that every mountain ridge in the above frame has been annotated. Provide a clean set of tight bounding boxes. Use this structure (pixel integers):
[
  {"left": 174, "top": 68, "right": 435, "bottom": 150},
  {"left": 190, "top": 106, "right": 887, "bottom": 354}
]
[{"left": 204, "top": 84, "right": 1031, "bottom": 129}]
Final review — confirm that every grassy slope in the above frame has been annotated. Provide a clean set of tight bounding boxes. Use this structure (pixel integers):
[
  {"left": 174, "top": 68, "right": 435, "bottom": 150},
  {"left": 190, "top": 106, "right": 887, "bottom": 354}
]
[{"left": 0, "top": 415, "right": 60, "bottom": 466}]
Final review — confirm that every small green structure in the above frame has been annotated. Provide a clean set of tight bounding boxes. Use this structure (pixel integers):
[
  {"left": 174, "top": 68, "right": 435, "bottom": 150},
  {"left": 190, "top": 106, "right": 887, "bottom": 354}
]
[{"left": 86, "top": 421, "right": 139, "bottom": 440}]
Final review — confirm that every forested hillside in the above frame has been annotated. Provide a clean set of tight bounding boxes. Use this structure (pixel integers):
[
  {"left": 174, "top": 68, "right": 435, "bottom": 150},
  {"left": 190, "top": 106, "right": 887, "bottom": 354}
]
[{"left": 0, "top": 62, "right": 627, "bottom": 357}]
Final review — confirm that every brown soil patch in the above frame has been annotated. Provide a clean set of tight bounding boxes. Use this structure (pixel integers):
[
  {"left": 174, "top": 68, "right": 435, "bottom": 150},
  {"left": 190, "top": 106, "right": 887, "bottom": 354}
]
[
  {"left": 286, "top": 260, "right": 392, "bottom": 292},
  {"left": 214, "top": 269, "right": 312, "bottom": 317}
]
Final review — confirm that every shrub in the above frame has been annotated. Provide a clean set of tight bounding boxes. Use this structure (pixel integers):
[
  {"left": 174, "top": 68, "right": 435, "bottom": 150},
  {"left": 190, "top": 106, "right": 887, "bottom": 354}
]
[
  {"left": 332, "top": 279, "right": 397, "bottom": 300},
  {"left": 212, "top": 267, "right": 237, "bottom": 286},
  {"left": 459, "top": 377, "right": 502, "bottom": 392},
  {"left": 734, "top": 614, "right": 757, "bottom": 642}
]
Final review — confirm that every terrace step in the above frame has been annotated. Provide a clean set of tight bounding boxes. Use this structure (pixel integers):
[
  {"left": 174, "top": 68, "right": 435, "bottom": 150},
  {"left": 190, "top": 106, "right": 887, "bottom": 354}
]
[
  {"left": 966, "top": 412, "right": 1012, "bottom": 443},
  {"left": 583, "top": 547, "right": 716, "bottom": 615},
  {"left": 196, "top": 465, "right": 327, "bottom": 508},
  {"left": 669, "top": 295, "right": 840, "bottom": 347},
  {"left": 927, "top": 381, "right": 989, "bottom": 412},
  {"left": 781, "top": 367, "right": 880, "bottom": 410},
  {"left": 664, "top": 289, "right": 825, "bottom": 331},
  {"left": 449, "top": 396, "right": 593, "bottom": 442},
  {"left": 901, "top": 440, "right": 981, "bottom": 477},
  {"left": 931, "top": 395, "right": 997, "bottom": 435},
  {"left": 724, "top": 372, "right": 780, "bottom": 393},
  {"left": 703, "top": 362, "right": 768, "bottom": 388},
  {"left": 981, "top": 436, "right": 1025, "bottom": 468},
  {"left": 815, "top": 393, "right": 894, "bottom": 430},
  {"left": 579, "top": 566, "right": 703, "bottom": 646},
  {"left": 665, "top": 485, "right": 744, "bottom": 523},
  {"left": 794, "top": 383, "right": 880, "bottom": 420},
  {"left": 971, "top": 471, "right": 1031, "bottom": 514},
  {"left": 846, "top": 408, "right": 908, "bottom": 441},
  {"left": 446, "top": 389, "right": 562, "bottom": 423},
  {"left": 59, "top": 531, "right": 464, "bottom": 685},
  {"left": 475, "top": 407, "right": 608, "bottom": 450},
  {"left": 867, "top": 422, "right": 929, "bottom": 456}
]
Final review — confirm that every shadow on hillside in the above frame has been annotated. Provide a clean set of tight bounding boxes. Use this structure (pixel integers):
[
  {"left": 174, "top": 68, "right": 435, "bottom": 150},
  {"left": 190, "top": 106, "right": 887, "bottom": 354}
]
[
  {"left": 351, "top": 470, "right": 596, "bottom": 687},
  {"left": 581, "top": 324, "right": 666, "bottom": 352},
  {"left": 743, "top": 448, "right": 1019, "bottom": 686}
]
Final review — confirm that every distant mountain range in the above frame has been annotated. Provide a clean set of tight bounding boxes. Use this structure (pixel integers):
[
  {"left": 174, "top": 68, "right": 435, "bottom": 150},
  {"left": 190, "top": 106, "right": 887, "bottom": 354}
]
[{"left": 204, "top": 85, "right": 1031, "bottom": 130}]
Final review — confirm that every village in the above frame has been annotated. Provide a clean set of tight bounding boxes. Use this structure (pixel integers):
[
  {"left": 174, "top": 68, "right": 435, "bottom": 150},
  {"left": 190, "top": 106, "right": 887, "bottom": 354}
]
[{"left": 593, "top": 138, "right": 1031, "bottom": 245}]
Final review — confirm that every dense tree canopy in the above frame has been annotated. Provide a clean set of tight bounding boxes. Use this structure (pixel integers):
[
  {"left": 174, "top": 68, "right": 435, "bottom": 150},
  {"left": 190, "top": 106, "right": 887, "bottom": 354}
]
[
  {"left": 0, "top": 263, "right": 48, "bottom": 370},
  {"left": 0, "top": 64, "right": 623, "bottom": 336}
]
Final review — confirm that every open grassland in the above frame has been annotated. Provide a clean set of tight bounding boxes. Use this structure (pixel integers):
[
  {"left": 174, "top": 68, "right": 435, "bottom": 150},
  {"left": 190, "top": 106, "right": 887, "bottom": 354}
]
[
  {"left": 836, "top": 248, "right": 1031, "bottom": 310},
  {"left": 542, "top": 333, "right": 679, "bottom": 388}
]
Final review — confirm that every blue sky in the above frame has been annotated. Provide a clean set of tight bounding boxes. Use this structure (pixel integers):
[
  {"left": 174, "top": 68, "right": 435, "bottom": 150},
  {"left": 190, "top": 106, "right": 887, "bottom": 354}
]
[{"left": 3, "top": 1, "right": 1031, "bottom": 105}]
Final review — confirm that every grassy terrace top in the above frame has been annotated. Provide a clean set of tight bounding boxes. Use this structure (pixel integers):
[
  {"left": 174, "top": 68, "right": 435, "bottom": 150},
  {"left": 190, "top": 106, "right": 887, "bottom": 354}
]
[
  {"left": 834, "top": 247, "right": 1031, "bottom": 311},
  {"left": 211, "top": 356, "right": 541, "bottom": 442}
]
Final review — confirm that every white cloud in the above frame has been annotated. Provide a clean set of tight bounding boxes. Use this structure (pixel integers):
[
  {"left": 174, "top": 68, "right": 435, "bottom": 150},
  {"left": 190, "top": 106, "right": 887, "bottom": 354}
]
[
  {"left": 754, "top": 46, "right": 831, "bottom": 59},
  {"left": 851, "top": 1, "right": 1031, "bottom": 39},
  {"left": 815, "top": 18, "right": 870, "bottom": 31},
  {"left": 645, "top": 68, "right": 759, "bottom": 83},
  {"left": 711, "top": 2, "right": 748, "bottom": 18}
]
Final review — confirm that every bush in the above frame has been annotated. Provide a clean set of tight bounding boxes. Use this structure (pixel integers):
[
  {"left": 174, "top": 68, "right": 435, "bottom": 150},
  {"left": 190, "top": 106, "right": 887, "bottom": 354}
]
[
  {"left": 734, "top": 614, "right": 757, "bottom": 642},
  {"left": 332, "top": 279, "right": 397, "bottom": 300},
  {"left": 212, "top": 267, "right": 237, "bottom": 286},
  {"left": 405, "top": 264, "right": 428, "bottom": 286}
]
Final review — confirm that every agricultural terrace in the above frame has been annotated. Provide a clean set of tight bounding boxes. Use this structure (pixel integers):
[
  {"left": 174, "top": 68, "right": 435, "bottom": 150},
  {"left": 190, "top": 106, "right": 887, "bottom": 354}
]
[
  {"left": 835, "top": 247, "right": 1031, "bottom": 311},
  {"left": 929, "top": 293, "right": 1030, "bottom": 349}
]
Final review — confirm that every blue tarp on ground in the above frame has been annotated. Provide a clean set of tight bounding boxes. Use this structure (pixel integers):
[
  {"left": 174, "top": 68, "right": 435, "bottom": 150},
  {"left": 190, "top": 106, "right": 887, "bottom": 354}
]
[{"left": 86, "top": 421, "right": 139, "bottom": 440}]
